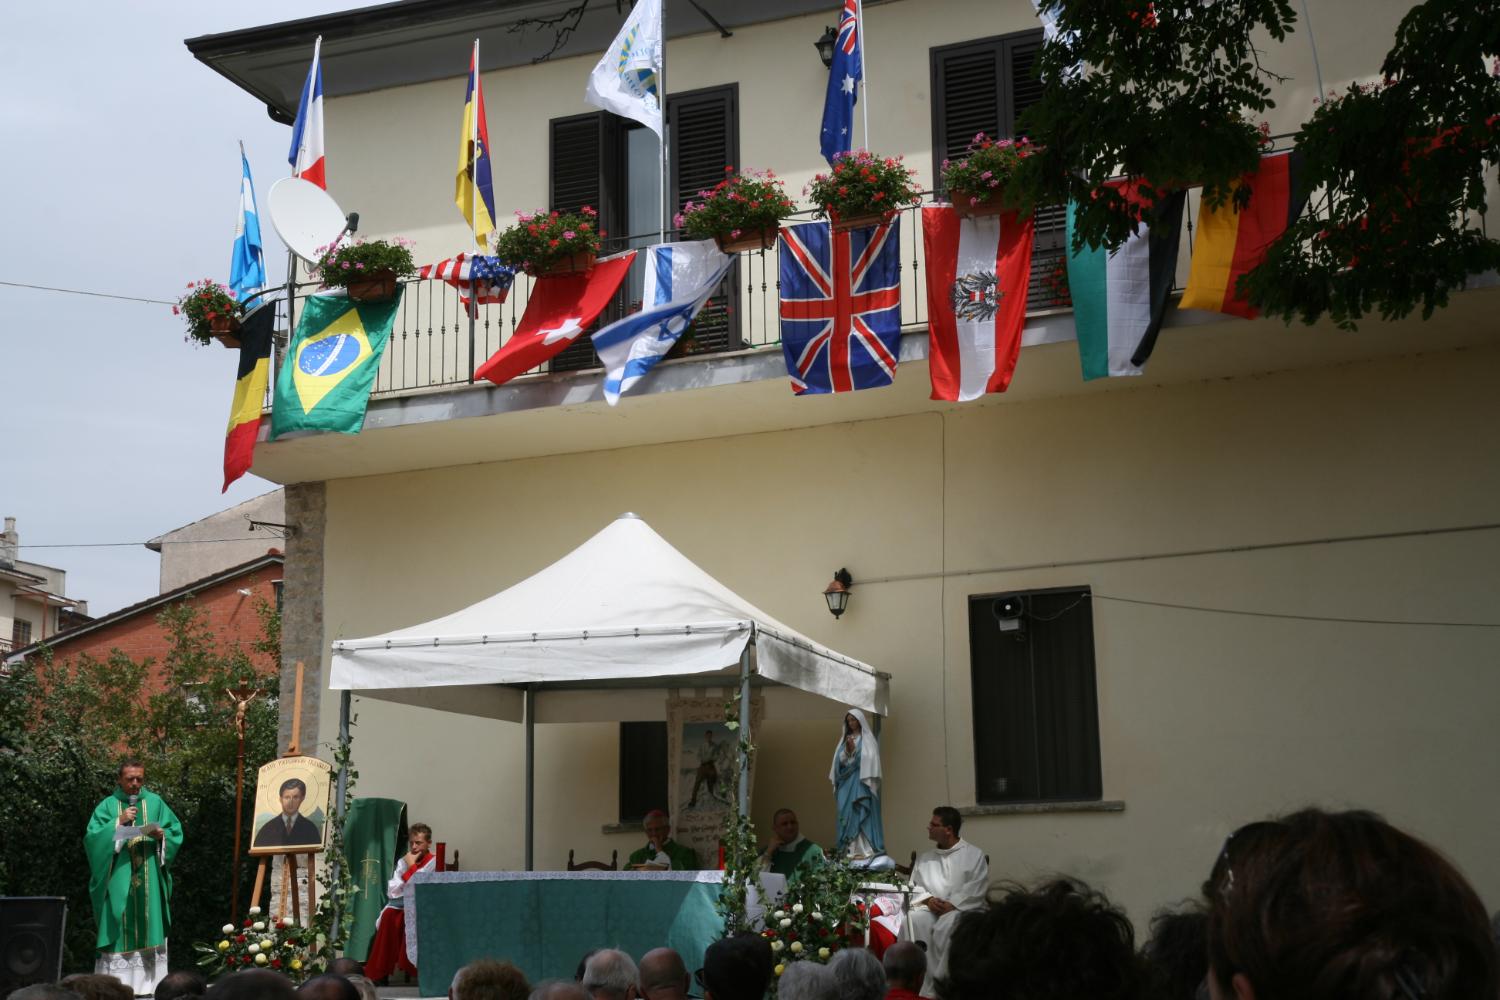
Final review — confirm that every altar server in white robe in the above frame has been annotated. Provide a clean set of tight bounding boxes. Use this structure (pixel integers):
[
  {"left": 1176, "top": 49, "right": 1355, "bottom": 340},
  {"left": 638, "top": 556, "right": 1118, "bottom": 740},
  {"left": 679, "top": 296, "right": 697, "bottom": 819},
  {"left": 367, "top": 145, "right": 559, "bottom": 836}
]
[{"left": 904, "top": 806, "right": 989, "bottom": 997}]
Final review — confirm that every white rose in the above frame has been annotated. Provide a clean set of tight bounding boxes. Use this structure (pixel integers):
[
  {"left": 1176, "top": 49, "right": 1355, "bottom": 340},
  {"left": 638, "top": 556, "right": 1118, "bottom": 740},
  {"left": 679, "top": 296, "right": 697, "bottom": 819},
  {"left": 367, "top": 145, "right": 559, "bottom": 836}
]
[
  {"left": 772, "top": 910, "right": 785, "bottom": 921},
  {"left": 791, "top": 903, "right": 804, "bottom": 914},
  {"left": 252, "top": 921, "right": 266, "bottom": 932},
  {"left": 254, "top": 954, "right": 268, "bottom": 966},
  {"left": 811, "top": 912, "right": 823, "bottom": 922},
  {"left": 818, "top": 947, "right": 830, "bottom": 960},
  {"left": 770, "top": 940, "right": 785, "bottom": 953},
  {"left": 779, "top": 918, "right": 792, "bottom": 929},
  {"left": 248, "top": 944, "right": 261, "bottom": 954},
  {"left": 790, "top": 942, "right": 803, "bottom": 955},
  {"left": 222, "top": 924, "right": 235, "bottom": 934},
  {"left": 248, "top": 906, "right": 262, "bottom": 916}
]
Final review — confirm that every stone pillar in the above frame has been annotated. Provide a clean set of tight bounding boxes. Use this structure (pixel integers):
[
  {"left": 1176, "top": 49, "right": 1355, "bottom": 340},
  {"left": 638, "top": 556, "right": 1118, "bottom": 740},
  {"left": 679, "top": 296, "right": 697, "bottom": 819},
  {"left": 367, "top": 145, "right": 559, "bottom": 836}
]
[{"left": 280, "top": 482, "right": 327, "bottom": 756}]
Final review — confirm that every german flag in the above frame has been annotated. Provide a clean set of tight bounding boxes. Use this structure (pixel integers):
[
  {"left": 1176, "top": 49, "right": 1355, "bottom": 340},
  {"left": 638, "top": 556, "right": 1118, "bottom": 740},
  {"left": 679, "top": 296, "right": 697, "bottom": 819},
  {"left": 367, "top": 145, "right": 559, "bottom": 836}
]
[
  {"left": 1181, "top": 150, "right": 1307, "bottom": 319},
  {"left": 222, "top": 304, "right": 275, "bottom": 491}
]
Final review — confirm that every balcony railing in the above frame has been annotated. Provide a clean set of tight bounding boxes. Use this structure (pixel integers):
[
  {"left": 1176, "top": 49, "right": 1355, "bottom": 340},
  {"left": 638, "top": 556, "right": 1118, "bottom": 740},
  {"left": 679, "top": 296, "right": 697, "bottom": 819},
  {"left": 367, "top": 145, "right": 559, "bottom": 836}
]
[{"left": 270, "top": 181, "right": 1253, "bottom": 402}]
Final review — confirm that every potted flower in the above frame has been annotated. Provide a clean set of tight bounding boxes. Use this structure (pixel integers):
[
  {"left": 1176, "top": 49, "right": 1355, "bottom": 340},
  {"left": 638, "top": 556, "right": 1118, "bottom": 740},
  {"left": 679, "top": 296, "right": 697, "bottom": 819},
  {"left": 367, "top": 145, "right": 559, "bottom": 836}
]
[
  {"left": 494, "top": 207, "right": 604, "bottom": 278},
  {"left": 676, "top": 168, "right": 795, "bottom": 253},
  {"left": 941, "top": 132, "right": 1036, "bottom": 217},
  {"left": 312, "top": 237, "right": 417, "bottom": 301},
  {"left": 806, "top": 150, "right": 921, "bottom": 232},
  {"left": 175, "top": 279, "right": 244, "bottom": 348},
  {"left": 193, "top": 906, "right": 322, "bottom": 984}
]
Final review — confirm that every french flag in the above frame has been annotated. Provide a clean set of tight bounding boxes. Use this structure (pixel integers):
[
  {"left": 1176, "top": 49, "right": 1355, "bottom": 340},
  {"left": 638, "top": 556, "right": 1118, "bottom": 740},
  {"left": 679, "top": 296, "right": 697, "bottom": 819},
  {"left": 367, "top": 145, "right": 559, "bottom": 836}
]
[{"left": 288, "top": 37, "right": 326, "bottom": 189}]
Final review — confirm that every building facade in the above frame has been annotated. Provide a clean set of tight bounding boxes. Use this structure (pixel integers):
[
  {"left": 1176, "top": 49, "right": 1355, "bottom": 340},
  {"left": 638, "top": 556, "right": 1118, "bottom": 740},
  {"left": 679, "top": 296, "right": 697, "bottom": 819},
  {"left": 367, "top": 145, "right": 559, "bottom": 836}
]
[
  {"left": 0, "top": 516, "right": 86, "bottom": 656},
  {"left": 189, "top": 0, "right": 1500, "bottom": 924}
]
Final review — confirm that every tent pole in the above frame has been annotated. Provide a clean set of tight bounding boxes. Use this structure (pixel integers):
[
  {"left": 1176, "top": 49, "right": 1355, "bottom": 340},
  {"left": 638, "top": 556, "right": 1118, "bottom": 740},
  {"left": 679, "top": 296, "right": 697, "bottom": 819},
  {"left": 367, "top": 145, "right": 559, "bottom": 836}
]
[
  {"left": 737, "top": 637, "right": 752, "bottom": 815},
  {"left": 525, "top": 686, "right": 535, "bottom": 872}
]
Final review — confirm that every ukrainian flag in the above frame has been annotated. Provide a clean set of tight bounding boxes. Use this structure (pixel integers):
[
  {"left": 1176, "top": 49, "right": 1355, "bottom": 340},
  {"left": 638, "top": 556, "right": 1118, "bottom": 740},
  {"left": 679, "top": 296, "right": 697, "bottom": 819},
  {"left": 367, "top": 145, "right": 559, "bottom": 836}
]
[
  {"left": 456, "top": 40, "right": 496, "bottom": 249},
  {"left": 270, "top": 293, "right": 402, "bottom": 439}
]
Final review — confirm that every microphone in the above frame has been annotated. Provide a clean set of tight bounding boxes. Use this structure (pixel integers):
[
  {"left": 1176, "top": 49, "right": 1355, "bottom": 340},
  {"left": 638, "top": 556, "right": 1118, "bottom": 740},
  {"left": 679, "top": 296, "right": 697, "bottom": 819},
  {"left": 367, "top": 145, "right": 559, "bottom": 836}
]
[{"left": 128, "top": 794, "right": 139, "bottom": 809}]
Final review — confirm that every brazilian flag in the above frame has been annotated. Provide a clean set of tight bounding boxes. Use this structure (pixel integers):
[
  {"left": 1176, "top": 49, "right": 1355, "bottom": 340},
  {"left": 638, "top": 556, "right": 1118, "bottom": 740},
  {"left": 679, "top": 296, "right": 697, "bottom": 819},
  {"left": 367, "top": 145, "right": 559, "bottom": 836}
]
[{"left": 270, "top": 291, "right": 402, "bottom": 438}]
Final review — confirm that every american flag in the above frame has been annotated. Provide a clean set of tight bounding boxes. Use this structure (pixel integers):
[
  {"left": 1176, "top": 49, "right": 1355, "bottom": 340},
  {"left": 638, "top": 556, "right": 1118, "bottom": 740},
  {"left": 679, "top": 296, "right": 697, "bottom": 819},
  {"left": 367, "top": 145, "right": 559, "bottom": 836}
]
[
  {"left": 778, "top": 220, "right": 902, "bottom": 394},
  {"left": 417, "top": 253, "right": 515, "bottom": 307}
]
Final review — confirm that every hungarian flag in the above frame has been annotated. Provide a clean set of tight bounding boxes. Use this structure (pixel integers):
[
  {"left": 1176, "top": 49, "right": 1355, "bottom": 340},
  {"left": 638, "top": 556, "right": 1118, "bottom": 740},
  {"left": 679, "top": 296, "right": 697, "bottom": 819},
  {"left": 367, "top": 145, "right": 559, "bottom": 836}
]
[
  {"left": 922, "top": 205, "right": 1035, "bottom": 401},
  {"left": 1066, "top": 184, "right": 1186, "bottom": 380},
  {"left": 473, "top": 253, "right": 636, "bottom": 386},
  {"left": 221, "top": 305, "right": 276, "bottom": 491},
  {"left": 1180, "top": 150, "right": 1306, "bottom": 318},
  {"left": 270, "top": 292, "right": 402, "bottom": 438}
]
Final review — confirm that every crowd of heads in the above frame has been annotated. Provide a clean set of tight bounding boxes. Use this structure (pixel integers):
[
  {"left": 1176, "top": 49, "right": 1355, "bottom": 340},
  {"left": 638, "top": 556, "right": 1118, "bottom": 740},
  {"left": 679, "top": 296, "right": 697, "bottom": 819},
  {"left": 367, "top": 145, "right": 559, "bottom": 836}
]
[{"left": 7, "top": 807, "right": 1496, "bottom": 1000}]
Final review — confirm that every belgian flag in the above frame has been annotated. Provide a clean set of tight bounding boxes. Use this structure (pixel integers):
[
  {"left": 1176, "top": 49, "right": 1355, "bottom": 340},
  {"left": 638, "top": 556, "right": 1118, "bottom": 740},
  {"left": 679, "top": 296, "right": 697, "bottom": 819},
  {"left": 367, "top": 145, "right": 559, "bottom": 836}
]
[
  {"left": 1181, "top": 150, "right": 1307, "bottom": 319},
  {"left": 222, "top": 303, "right": 275, "bottom": 491}
]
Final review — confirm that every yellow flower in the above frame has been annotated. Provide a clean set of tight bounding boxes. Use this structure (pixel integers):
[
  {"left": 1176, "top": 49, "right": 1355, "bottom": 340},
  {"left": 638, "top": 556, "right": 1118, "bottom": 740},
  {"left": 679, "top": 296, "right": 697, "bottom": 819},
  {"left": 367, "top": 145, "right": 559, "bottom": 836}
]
[
  {"left": 260, "top": 940, "right": 274, "bottom": 950},
  {"left": 217, "top": 941, "right": 230, "bottom": 952},
  {"left": 774, "top": 964, "right": 785, "bottom": 977},
  {"left": 790, "top": 941, "right": 803, "bottom": 954},
  {"left": 255, "top": 954, "right": 268, "bottom": 966},
  {"left": 818, "top": 947, "right": 830, "bottom": 960},
  {"left": 290, "top": 960, "right": 303, "bottom": 971}
]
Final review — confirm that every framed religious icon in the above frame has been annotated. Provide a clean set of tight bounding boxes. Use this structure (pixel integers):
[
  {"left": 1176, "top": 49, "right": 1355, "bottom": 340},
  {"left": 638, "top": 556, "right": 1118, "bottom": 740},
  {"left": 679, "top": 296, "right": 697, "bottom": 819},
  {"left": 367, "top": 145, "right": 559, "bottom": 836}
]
[{"left": 249, "top": 755, "right": 332, "bottom": 855}]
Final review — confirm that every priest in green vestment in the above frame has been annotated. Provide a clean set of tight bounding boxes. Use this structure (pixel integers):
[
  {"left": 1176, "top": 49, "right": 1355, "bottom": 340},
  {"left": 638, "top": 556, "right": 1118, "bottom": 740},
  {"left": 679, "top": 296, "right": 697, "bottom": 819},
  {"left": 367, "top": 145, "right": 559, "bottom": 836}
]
[
  {"left": 628, "top": 810, "right": 700, "bottom": 870},
  {"left": 760, "top": 808, "right": 824, "bottom": 879},
  {"left": 84, "top": 761, "right": 183, "bottom": 996}
]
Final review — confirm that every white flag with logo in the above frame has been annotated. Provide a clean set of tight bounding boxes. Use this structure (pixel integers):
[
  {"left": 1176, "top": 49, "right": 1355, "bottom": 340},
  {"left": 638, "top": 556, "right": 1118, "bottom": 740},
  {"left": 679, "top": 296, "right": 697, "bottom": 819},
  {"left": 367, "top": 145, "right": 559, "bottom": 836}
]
[
  {"left": 592, "top": 240, "right": 730, "bottom": 405},
  {"left": 585, "top": 0, "right": 664, "bottom": 138}
]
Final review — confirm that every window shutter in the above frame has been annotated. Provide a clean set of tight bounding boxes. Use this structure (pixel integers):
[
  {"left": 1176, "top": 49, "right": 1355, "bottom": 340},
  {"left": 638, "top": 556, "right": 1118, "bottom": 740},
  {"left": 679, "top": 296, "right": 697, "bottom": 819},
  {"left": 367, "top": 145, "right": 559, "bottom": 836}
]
[
  {"left": 550, "top": 114, "right": 603, "bottom": 214},
  {"left": 669, "top": 85, "right": 740, "bottom": 353},
  {"left": 619, "top": 721, "right": 669, "bottom": 824}
]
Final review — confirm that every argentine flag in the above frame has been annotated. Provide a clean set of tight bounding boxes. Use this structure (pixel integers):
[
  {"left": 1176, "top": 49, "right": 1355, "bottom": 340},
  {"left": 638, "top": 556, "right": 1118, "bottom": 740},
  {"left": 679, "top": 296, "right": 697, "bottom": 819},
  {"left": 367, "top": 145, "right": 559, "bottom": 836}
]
[
  {"left": 229, "top": 151, "right": 266, "bottom": 304},
  {"left": 592, "top": 241, "right": 731, "bottom": 405}
]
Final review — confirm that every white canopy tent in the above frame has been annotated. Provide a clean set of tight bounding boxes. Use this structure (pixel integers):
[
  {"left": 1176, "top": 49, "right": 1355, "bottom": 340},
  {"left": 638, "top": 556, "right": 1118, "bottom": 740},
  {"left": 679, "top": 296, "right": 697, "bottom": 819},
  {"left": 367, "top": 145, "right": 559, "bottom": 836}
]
[{"left": 327, "top": 512, "right": 890, "bottom": 867}]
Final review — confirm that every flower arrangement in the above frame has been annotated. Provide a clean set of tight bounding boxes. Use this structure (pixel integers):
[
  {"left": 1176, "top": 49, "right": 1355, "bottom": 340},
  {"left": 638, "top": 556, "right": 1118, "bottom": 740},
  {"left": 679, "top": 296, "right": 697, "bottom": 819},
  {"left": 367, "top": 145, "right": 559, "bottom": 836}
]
[
  {"left": 805, "top": 150, "right": 921, "bottom": 226},
  {"left": 759, "top": 857, "right": 881, "bottom": 980},
  {"left": 174, "top": 280, "right": 244, "bottom": 346},
  {"left": 311, "top": 237, "right": 417, "bottom": 289},
  {"left": 193, "top": 906, "right": 324, "bottom": 983},
  {"left": 675, "top": 168, "right": 795, "bottom": 250},
  {"left": 493, "top": 207, "right": 603, "bottom": 277},
  {"left": 941, "top": 132, "right": 1036, "bottom": 211}
]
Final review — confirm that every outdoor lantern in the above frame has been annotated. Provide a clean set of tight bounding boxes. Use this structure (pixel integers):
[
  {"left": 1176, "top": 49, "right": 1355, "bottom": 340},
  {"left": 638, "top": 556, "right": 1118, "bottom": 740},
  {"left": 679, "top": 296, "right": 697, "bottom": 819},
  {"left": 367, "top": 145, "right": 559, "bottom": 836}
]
[
  {"left": 815, "top": 26, "right": 838, "bottom": 68},
  {"left": 824, "top": 568, "right": 853, "bottom": 619}
]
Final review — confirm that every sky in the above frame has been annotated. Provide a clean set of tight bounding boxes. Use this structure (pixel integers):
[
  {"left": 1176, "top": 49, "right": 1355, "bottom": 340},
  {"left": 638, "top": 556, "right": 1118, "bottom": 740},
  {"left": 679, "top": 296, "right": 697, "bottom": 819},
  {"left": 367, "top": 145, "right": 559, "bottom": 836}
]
[{"left": 1, "top": 3, "right": 354, "bottom": 616}]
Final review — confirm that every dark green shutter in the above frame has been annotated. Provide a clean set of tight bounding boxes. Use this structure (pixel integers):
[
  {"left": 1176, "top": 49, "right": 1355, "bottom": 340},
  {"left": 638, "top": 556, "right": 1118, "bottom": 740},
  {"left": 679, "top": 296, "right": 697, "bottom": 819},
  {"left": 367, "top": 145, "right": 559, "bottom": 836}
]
[{"left": 668, "top": 85, "right": 740, "bottom": 353}]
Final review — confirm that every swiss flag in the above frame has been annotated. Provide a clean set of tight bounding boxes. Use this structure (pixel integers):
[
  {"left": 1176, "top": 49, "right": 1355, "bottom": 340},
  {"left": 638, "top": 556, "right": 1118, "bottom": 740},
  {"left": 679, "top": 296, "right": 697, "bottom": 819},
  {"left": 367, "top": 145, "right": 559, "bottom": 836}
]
[
  {"left": 474, "top": 253, "right": 636, "bottom": 386},
  {"left": 922, "top": 206, "right": 1034, "bottom": 401}
]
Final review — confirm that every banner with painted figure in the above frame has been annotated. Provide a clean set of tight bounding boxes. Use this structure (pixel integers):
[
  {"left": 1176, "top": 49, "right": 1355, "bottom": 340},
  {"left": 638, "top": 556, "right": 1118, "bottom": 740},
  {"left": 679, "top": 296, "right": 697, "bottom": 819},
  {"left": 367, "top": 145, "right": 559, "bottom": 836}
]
[
  {"left": 666, "top": 695, "right": 764, "bottom": 869},
  {"left": 270, "top": 291, "right": 402, "bottom": 438}
]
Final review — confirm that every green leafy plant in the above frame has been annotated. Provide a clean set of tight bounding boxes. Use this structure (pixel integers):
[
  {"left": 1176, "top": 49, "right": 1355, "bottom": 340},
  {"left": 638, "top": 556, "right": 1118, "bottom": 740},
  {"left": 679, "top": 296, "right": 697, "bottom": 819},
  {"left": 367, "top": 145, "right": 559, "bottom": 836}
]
[
  {"left": 676, "top": 169, "right": 795, "bottom": 243},
  {"left": 174, "top": 280, "right": 244, "bottom": 346},
  {"left": 806, "top": 150, "right": 921, "bottom": 222},
  {"left": 759, "top": 856, "right": 885, "bottom": 977},
  {"left": 312, "top": 237, "right": 417, "bottom": 289},
  {"left": 717, "top": 698, "right": 762, "bottom": 937},
  {"left": 494, "top": 207, "right": 604, "bottom": 276},
  {"left": 940, "top": 134, "right": 1037, "bottom": 210}
]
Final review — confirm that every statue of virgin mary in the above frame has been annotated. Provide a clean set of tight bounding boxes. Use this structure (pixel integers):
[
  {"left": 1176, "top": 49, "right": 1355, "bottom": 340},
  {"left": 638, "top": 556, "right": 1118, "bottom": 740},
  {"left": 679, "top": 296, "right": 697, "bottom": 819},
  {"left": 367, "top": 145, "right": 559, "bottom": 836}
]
[{"left": 829, "top": 708, "right": 886, "bottom": 860}]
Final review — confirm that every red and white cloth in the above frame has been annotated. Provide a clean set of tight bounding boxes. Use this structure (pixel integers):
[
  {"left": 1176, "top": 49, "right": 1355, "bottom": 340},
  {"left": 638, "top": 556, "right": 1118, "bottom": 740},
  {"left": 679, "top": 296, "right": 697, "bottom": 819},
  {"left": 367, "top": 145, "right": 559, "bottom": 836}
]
[
  {"left": 418, "top": 253, "right": 513, "bottom": 307},
  {"left": 364, "top": 851, "right": 436, "bottom": 981},
  {"left": 922, "top": 206, "right": 1035, "bottom": 401}
]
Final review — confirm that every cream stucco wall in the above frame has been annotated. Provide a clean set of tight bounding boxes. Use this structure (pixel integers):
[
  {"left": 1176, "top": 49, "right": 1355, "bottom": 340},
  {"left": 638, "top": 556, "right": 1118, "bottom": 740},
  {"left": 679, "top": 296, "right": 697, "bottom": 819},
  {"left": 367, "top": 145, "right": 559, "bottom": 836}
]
[{"left": 315, "top": 337, "right": 1500, "bottom": 924}]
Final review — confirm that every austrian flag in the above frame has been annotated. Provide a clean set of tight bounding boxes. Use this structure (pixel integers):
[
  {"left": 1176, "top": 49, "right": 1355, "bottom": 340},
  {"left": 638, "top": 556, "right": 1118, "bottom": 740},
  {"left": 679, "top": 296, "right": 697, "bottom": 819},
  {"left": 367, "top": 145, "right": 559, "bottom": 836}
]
[{"left": 922, "top": 206, "right": 1035, "bottom": 401}]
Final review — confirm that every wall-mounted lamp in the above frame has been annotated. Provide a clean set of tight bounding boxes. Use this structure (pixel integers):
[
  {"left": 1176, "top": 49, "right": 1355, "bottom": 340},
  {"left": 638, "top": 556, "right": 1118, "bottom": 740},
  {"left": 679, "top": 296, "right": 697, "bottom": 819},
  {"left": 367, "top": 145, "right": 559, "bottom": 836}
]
[
  {"left": 236, "top": 588, "right": 254, "bottom": 597},
  {"left": 992, "top": 594, "right": 1027, "bottom": 639},
  {"left": 824, "top": 568, "right": 853, "bottom": 619},
  {"left": 815, "top": 26, "right": 838, "bottom": 69}
]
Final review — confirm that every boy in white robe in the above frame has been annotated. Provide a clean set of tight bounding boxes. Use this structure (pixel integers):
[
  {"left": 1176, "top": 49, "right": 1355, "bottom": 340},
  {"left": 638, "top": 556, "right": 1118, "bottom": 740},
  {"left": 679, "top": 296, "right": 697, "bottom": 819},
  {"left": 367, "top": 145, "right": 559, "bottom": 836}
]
[{"left": 904, "top": 806, "right": 989, "bottom": 997}]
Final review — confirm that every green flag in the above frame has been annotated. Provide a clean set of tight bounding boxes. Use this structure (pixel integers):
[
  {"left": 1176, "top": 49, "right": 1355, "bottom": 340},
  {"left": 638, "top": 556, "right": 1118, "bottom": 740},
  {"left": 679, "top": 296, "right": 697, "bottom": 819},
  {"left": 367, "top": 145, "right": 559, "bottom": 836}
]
[
  {"left": 270, "top": 291, "right": 402, "bottom": 438},
  {"left": 343, "top": 798, "right": 407, "bottom": 961}
]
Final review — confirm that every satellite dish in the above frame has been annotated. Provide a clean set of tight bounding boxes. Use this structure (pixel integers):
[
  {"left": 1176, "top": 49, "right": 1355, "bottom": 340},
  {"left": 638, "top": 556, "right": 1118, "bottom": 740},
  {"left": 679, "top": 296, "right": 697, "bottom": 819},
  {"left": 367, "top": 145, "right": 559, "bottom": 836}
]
[{"left": 268, "top": 178, "right": 350, "bottom": 263}]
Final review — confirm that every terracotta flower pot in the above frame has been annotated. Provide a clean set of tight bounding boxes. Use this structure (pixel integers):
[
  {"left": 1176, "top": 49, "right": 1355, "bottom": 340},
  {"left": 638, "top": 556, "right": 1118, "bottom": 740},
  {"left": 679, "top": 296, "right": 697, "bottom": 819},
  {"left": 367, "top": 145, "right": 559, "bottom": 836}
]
[
  {"left": 949, "top": 189, "right": 1005, "bottom": 218},
  {"left": 532, "top": 252, "right": 596, "bottom": 278},
  {"left": 346, "top": 268, "right": 398, "bottom": 302},
  {"left": 209, "top": 314, "right": 242, "bottom": 349},
  {"left": 829, "top": 209, "right": 897, "bottom": 233},
  {"left": 715, "top": 227, "right": 779, "bottom": 254}
]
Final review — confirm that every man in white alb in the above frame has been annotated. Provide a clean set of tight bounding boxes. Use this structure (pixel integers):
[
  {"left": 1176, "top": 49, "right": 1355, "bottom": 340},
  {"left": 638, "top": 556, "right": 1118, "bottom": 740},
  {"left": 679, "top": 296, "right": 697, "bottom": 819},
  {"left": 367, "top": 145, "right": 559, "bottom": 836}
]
[{"left": 904, "top": 806, "right": 989, "bottom": 997}]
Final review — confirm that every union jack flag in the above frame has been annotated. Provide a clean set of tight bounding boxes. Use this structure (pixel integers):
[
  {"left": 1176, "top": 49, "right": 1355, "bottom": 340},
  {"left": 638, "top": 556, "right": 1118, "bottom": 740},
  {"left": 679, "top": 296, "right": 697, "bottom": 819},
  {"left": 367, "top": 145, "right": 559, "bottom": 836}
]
[{"left": 778, "top": 219, "right": 902, "bottom": 394}]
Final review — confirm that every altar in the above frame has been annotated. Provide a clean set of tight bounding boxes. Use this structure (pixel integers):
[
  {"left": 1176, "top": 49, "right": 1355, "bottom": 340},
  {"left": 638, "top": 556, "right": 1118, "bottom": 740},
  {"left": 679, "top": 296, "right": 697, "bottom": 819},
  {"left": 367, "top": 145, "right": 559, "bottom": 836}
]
[{"left": 406, "top": 870, "right": 785, "bottom": 994}]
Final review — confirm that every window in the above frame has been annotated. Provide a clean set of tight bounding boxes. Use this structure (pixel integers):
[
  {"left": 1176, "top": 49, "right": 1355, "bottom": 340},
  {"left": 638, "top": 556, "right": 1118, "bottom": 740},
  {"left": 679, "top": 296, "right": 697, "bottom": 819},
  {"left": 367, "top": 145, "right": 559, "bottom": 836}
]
[
  {"left": 548, "top": 84, "right": 740, "bottom": 373},
  {"left": 619, "top": 721, "right": 669, "bottom": 824},
  {"left": 969, "top": 587, "right": 1101, "bottom": 804},
  {"left": 931, "top": 31, "right": 1069, "bottom": 309},
  {"left": 11, "top": 619, "right": 31, "bottom": 648}
]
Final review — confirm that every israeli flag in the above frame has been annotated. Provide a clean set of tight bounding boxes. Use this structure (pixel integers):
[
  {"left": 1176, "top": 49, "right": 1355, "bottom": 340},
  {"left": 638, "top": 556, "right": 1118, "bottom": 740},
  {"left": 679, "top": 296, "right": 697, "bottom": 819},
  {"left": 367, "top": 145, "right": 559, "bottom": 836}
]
[
  {"left": 592, "top": 241, "right": 731, "bottom": 405},
  {"left": 229, "top": 151, "right": 267, "bottom": 304}
]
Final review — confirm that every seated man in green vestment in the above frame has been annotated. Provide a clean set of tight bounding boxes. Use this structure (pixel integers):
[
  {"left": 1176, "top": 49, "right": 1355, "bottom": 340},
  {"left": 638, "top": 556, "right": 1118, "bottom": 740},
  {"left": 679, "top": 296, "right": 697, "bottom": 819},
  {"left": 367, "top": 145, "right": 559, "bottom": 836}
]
[
  {"left": 627, "top": 810, "right": 699, "bottom": 870},
  {"left": 760, "top": 808, "right": 824, "bottom": 879},
  {"left": 84, "top": 760, "right": 183, "bottom": 997}
]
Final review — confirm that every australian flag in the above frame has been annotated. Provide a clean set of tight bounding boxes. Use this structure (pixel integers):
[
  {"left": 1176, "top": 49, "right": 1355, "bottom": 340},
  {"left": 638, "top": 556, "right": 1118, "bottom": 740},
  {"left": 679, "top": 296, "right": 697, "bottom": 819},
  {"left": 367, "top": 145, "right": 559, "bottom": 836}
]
[
  {"left": 819, "top": 0, "right": 862, "bottom": 165},
  {"left": 778, "top": 219, "right": 902, "bottom": 394}
]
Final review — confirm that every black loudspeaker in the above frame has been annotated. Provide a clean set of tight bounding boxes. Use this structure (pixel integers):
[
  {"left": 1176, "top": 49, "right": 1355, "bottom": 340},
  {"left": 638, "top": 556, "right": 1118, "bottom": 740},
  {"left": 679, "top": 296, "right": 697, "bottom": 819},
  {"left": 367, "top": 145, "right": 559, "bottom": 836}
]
[{"left": 1, "top": 897, "right": 67, "bottom": 992}]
